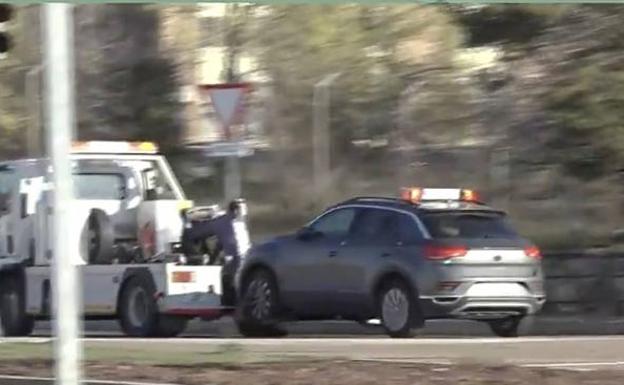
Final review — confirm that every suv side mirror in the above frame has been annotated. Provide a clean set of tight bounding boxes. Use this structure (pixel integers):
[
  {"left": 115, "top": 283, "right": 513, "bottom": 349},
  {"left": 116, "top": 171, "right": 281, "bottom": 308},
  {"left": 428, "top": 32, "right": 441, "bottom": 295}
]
[{"left": 297, "top": 226, "right": 322, "bottom": 241}]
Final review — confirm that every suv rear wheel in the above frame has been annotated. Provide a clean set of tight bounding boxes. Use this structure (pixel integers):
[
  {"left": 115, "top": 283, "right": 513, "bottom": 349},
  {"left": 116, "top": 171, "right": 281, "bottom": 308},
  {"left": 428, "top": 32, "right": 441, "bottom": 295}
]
[
  {"left": 488, "top": 316, "right": 522, "bottom": 337},
  {"left": 377, "top": 278, "right": 422, "bottom": 338}
]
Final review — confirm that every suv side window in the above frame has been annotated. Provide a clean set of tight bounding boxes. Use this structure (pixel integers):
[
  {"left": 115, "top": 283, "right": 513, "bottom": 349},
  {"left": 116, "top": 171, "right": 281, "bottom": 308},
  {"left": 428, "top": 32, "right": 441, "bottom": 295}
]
[
  {"left": 351, "top": 208, "right": 401, "bottom": 244},
  {"left": 397, "top": 213, "right": 425, "bottom": 244},
  {"left": 311, "top": 207, "right": 357, "bottom": 237}
]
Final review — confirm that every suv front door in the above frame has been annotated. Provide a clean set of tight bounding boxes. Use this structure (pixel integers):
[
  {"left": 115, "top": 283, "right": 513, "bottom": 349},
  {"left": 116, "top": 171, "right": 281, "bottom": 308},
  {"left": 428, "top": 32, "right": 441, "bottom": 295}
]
[{"left": 279, "top": 206, "right": 358, "bottom": 316}]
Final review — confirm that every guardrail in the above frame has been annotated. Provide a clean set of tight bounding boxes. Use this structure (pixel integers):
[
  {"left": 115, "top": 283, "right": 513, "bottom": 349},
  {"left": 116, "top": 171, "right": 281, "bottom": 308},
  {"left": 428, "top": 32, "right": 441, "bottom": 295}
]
[{"left": 542, "top": 250, "right": 624, "bottom": 316}]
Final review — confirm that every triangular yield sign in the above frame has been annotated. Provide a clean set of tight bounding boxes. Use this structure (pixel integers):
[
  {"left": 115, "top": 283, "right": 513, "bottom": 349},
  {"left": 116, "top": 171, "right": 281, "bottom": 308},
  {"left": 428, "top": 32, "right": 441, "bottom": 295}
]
[{"left": 206, "top": 87, "right": 245, "bottom": 128}]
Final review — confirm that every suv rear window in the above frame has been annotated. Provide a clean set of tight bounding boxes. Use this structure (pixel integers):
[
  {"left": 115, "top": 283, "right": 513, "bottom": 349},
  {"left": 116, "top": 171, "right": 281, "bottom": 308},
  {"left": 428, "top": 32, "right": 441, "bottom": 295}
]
[{"left": 421, "top": 212, "right": 518, "bottom": 239}]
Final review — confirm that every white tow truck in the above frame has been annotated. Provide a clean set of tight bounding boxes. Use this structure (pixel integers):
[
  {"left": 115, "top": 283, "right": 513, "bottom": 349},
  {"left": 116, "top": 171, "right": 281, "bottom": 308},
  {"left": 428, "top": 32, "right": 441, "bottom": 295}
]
[{"left": 0, "top": 141, "right": 234, "bottom": 337}]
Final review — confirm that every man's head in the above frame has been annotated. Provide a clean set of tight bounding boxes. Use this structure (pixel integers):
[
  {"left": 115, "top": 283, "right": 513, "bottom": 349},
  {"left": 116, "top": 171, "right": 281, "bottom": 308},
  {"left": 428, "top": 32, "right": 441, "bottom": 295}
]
[{"left": 228, "top": 198, "right": 248, "bottom": 220}]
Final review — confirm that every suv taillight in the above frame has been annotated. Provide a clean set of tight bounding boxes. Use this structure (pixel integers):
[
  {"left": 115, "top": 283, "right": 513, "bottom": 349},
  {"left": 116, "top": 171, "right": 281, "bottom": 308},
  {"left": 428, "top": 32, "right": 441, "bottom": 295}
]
[
  {"left": 524, "top": 245, "right": 542, "bottom": 260},
  {"left": 424, "top": 244, "right": 467, "bottom": 261}
]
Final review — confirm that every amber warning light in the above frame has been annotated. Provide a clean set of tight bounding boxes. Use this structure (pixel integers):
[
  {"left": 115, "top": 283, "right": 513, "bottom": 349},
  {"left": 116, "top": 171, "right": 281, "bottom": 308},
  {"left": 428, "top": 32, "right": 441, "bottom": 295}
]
[{"left": 401, "top": 188, "right": 481, "bottom": 204}]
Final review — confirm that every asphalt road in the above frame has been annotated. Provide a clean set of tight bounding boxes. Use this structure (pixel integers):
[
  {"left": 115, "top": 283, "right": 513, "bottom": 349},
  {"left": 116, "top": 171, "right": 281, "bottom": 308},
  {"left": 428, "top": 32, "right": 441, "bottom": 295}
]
[
  {"left": 4, "top": 316, "right": 624, "bottom": 385},
  {"left": 30, "top": 315, "right": 624, "bottom": 338}
]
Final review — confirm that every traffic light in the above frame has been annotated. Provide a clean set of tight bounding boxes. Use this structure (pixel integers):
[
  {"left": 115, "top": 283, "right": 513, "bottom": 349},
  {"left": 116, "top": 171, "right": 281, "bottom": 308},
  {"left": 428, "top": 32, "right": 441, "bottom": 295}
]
[{"left": 0, "top": 4, "right": 13, "bottom": 57}]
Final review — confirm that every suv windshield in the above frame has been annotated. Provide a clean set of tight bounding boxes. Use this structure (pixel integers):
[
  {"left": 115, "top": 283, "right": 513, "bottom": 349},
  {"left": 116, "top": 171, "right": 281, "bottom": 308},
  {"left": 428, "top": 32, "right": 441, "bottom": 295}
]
[{"left": 421, "top": 212, "right": 519, "bottom": 239}]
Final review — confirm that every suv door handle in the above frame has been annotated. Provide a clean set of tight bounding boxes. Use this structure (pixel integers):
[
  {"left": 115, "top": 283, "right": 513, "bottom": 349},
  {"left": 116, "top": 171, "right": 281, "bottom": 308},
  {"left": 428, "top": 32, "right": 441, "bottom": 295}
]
[{"left": 329, "top": 250, "right": 338, "bottom": 257}]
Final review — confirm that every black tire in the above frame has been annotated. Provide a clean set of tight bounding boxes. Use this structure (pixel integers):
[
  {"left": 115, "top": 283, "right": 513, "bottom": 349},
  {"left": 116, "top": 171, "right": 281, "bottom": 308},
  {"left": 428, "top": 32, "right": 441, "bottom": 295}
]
[
  {"left": 488, "top": 316, "right": 522, "bottom": 337},
  {"left": 86, "top": 209, "right": 115, "bottom": 264},
  {"left": 155, "top": 315, "right": 189, "bottom": 337},
  {"left": 377, "top": 278, "right": 423, "bottom": 338},
  {"left": 0, "top": 275, "right": 35, "bottom": 337},
  {"left": 118, "top": 275, "right": 160, "bottom": 337},
  {"left": 235, "top": 269, "right": 287, "bottom": 337}
]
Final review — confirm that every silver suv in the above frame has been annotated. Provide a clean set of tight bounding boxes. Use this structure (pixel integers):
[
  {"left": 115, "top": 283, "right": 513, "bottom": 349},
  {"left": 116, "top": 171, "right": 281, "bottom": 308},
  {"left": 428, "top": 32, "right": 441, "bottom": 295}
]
[{"left": 235, "top": 188, "right": 545, "bottom": 338}]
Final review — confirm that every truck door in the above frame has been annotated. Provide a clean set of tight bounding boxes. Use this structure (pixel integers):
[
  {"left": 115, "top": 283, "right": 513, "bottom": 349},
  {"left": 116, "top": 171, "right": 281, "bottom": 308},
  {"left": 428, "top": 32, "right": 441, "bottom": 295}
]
[
  {"left": 0, "top": 165, "right": 16, "bottom": 257},
  {"left": 137, "top": 167, "right": 185, "bottom": 258}
]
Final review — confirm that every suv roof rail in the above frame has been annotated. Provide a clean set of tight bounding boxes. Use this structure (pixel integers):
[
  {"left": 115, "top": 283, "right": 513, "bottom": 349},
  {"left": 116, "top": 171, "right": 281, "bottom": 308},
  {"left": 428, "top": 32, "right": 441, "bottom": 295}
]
[{"left": 341, "top": 196, "right": 409, "bottom": 205}]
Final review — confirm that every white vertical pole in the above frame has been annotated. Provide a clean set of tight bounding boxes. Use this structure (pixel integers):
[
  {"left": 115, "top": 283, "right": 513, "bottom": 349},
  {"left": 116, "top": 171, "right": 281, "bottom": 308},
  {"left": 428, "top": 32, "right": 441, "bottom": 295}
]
[
  {"left": 43, "top": 4, "right": 82, "bottom": 385},
  {"left": 312, "top": 73, "right": 340, "bottom": 210},
  {"left": 224, "top": 155, "right": 241, "bottom": 201}
]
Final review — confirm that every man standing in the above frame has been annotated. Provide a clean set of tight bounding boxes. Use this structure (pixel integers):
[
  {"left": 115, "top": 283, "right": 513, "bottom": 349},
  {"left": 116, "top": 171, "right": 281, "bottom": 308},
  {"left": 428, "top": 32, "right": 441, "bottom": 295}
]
[{"left": 181, "top": 198, "right": 250, "bottom": 306}]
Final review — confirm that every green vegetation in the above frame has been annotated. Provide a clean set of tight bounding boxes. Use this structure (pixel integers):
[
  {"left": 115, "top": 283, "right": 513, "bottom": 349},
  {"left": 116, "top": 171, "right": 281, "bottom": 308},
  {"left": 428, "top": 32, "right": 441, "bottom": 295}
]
[
  {"left": 0, "top": 341, "right": 310, "bottom": 365},
  {"left": 3, "top": 4, "right": 624, "bottom": 249}
]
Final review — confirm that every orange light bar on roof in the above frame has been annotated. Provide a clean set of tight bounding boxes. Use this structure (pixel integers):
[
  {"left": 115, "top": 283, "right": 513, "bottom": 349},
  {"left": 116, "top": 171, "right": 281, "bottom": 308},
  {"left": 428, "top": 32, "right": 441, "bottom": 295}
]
[
  {"left": 71, "top": 141, "right": 159, "bottom": 154},
  {"left": 401, "top": 187, "right": 423, "bottom": 203},
  {"left": 400, "top": 187, "right": 482, "bottom": 204},
  {"left": 460, "top": 189, "right": 480, "bottom": 202}
]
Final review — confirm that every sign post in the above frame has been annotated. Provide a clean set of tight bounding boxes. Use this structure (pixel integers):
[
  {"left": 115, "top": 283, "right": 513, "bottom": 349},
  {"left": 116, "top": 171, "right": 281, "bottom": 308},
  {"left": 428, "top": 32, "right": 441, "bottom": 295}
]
[
  {"left": 43, "top": 4, "right": 82, "bottom": 385},
  {"left": 198, "top": 83, "right": 251, "bottom": 202}
]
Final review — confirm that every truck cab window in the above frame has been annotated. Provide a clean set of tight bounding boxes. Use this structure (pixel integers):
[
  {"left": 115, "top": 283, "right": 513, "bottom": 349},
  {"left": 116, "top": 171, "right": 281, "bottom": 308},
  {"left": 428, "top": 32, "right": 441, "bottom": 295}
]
[
  {"left": 0, "top": 168, "right": 15, "bottom": 216},
  {"left": 74, "top": 173, "right": 126, "bottom": 200},
  {"left": 143, "top": 168, "right": 176, "bottom": 200}
]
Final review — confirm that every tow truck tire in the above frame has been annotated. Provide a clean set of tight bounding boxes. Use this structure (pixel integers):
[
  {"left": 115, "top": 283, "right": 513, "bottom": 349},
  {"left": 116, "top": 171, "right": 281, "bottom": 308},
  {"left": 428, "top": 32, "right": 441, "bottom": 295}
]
[
  {"left": 488, "top": 316, "right": 522, "bottom": 337},
  {"left": 86, "top": 209, "right": 115, "bottom": 265},
  {"left": 0, "top": 275, "right": 35, "bottom": 337},
  {"left": 235, "top": 269, "right": 287, "bottom": 338},
  {"left": 118, "top": 275, "right": 159, "bottom": 337},
  {"left": 377, "top": 278, "right": 422, "bottom": 338},
  {"left": 155, "top": 315, "right": 188, "bottom": 338}
]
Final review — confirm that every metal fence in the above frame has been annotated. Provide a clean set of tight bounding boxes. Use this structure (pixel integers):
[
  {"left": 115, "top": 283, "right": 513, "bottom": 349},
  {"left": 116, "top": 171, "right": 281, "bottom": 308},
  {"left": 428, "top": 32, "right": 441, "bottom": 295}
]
[{"left": 543, "top": 250, "right": 624, "bottom": 316}]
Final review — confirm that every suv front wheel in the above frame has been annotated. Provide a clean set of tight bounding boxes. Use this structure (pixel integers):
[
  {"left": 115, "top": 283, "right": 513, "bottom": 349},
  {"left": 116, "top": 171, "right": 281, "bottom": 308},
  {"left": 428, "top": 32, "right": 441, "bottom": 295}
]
[{"left": 235, "top": 269, "right": 286, "bottom": 337}]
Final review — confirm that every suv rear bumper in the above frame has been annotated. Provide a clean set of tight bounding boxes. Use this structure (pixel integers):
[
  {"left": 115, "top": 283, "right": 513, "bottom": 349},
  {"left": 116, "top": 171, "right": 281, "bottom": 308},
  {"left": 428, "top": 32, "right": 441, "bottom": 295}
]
[{"left": 420, "top": 295, "right": 546, "bottom": 320}]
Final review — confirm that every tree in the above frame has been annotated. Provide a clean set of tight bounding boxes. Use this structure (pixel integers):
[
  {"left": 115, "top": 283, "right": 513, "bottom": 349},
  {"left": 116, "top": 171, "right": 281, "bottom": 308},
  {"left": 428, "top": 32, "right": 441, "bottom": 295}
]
[
  {"left": 247, "top": 5, "right": 462, "bottom": 158},
  {"left": 74, "top": 4, "right": 183, "bottom": 150},
  {"left": 535, "top": 6, "right": 624, "bottom": 179}
]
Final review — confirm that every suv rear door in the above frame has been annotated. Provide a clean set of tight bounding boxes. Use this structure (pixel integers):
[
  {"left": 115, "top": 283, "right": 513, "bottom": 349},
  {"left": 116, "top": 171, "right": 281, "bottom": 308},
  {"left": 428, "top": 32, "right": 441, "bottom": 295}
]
[{"left": 334, "top": 208, "right": 425, "bottom": 316}]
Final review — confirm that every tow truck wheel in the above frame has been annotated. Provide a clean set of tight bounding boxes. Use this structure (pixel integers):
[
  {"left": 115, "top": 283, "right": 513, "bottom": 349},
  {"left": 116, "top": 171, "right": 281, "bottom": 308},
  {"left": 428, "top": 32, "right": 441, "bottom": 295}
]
[
  {"left": 118, "top": 275, "right": 159, "bottom": 337},
  {"left": 0, "top": 276, "right": 35, "bottom": 337},
  {"left": 488, "top": 316, "right": 522, "bottom": 337},
  {"left": 235, "top": 269, "right": 287, "bottom": 338},
  {"left": 155, "top": 315, "right": 188, "bottom": 337},
  {"left": 86, "top": 209, "right": 115, "bottom": 264}
]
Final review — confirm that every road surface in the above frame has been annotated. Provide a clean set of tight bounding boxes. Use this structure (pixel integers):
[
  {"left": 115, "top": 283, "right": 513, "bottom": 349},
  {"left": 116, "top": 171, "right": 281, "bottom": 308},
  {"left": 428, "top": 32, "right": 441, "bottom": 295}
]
[{"left": 28, "top": 315, "right": 624, "bottom": 338}]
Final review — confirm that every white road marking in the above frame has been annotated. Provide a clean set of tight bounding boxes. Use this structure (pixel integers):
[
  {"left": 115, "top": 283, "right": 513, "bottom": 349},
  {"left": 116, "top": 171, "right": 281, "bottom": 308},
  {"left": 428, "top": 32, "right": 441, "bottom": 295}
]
[
  {"left": 74, "top": 336, "right": 624, "bottom": 344},
  {"left": 0, "top": 338, "right": 52, "bottom": 344},
  {"left": 522, "top": 361, "right": 624, "bottom": 368},
  {"left": 0, "top": 374, "right": 182, "bottom": 385},
  {"left": 5, "top": 335, "right": 624, "bottom": 345},
  {"left": 354, "top": 358, "right": 453, "bottom": 365}
]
